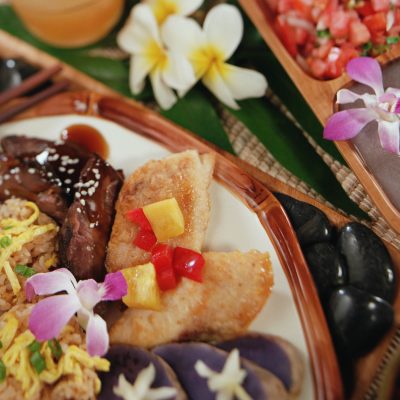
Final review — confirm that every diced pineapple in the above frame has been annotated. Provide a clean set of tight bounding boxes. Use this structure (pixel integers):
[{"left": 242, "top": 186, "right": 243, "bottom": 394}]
[
  {"left": 143, "top": 198, "right": 185, "bottom": 242},
  {"left": 121, "top": 263, "right": 162, "bottom": 310}
]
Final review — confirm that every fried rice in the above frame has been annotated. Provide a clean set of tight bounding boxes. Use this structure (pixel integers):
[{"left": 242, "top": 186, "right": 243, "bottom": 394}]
[
  {"left": 0, "top": 198, "right": 58, "bottom": 313},
  {"left": 0, "top": 304, "right": 108, "bottom": 400}
]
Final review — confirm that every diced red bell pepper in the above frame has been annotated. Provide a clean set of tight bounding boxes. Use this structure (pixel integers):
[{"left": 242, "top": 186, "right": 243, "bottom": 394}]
[
  {"left": 133, "top": 228, "right": 157, "bottom": 251},
  {"left": 295, "top": 27, "right": 309, "bottom": 45},
  {"left": 151, "top": 243, "right": 174, "bottom": 272},
  {"left": 173, "top": 247, "right": 205, "bottom": 283},
  {"left": 364, "top": 12, "right": 387, "bottom": 34},
  {"left": 371, "top": 0, "right": 390, "bottom": 13},
  {"left": 349, "top": 20, "right": 371, "bottom": 46},
  {"left": 356, "top": 1, "right": 375, "bottom": 17},
  {"left": 308, "top": 58, "right": 327, "bottom": 79},
  {"left": 275, "top": 16, "right": 298, "bottom": 57},
  {"left": 126, "top": 208, "right": 153, "bottom": 231},
  {"left": 157, "top": 267, "right": 178, "bottom": 291}
]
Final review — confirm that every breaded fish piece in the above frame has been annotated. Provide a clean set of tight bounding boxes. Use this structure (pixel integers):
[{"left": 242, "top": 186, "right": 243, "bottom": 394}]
[
  {"left": 109, "top": 251, "right": 273, "bottom": 348},
  {"left": 106, "top": 150, "right": 214, "bottom": 272}
]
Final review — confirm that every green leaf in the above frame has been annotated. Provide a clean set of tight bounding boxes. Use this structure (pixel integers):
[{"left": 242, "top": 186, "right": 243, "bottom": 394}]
[
  {"left": 15, "top": 264, "right": 36, "bottom": 278},
  {"left": 233, "top": 9, "right": 346, "bottom": 164},
  {"left": 28, "top": 340, "right": 41, "bottom": 353},
  {"left": 30, "top": 351, "right": 46, "bottom": 374},
  {"left": 230, "top": 98, "right": 366, "bottom": 218},
  {"left": 161, "top": 87, "right": 234, "bottom": 153},
  {"left": 0, "top": 236, "right": 12, "bottom": 248}
]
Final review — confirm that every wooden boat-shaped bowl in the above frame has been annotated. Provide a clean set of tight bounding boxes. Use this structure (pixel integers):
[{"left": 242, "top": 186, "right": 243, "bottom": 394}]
[{"left": 239, "top": 0, "right": 400, "bottom": 233}]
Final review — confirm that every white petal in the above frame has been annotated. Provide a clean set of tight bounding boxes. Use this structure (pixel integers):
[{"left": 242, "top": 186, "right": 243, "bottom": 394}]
[
  {"left": 378, "top": 120, "right": 400, "bottom": 154},
  {"left": 220, "top": 64, "right": 267, "bottom": 100},
  {"left": 162, "top": 50, "right": 196, "bottom": 91},
  {"left": 175, "top": 0, "right": 204, "bottom": 16},
  {"left": 117, "top": 4, "right": 161, "bottom": 53},
  {"left": 130, "top": 55, "right": 154, "bottom": 94},
  {"left": 202, "top": 64, "right": 239, "bottom": 109},
  {"left": 336, "top": 89, "right": 377, "bottom": 107},
  {"left": 161, "top": 15, "right": 206, "bottom": 57},
  {"left": 150, "top": 68, "right": 178, "bottom": 109},
  {"left": 135, "top": 364, "right": 155, "bottom": 396},
  {"left": 204, "top": 4, "right": 243, "bottom": 60}
]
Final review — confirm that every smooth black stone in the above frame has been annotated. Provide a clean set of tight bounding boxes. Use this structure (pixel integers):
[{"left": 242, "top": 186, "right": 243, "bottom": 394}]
[
  {"left": 275, "top": 192, "right": 332, "bottom": 245},
  {"left": 0, "top": 58, "right": 50, "bottom": 94},
  {"left": 337, "top": 222, "right": 396, "bottom": 303},
  {"left": 327, "top": 286, "right": 394, "bottom": 357},
  {"left": 304, "top": 242, "right": 347, "bottom": 300}
]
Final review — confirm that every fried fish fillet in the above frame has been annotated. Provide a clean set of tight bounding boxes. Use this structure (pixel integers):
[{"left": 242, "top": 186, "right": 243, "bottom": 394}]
[
  {"left": 109, "top": 251, "right": 273, "bottom": 348},
  {"left": 106, "top": 150, "right": 214, "bottom": 272}
]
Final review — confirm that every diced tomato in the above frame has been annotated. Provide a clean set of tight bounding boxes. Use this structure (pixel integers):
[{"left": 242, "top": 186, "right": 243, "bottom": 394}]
[
  {"left": 151, "top": 243, "right": 174, "bottom": 272},
  {"left": 355, "top": 1, "right": 375, "bottom": 17},
  {"left": 277, "top": 0, "right": 312, "bottom": 18},
  {"left": 157, "top": 267, "right": 178, "bottom": 291},
  {"left": 126, "top": 208, "right": 152, "bottom": 231},
  {"left": 371, "top": 0, "right": 390, "bottom": 13},
  {"left": 308, "top": 58, "right": 327, "bottom": 78},
  {"left": 364, "top": 12, "right": 387, "bottom": 34},
  {"left": 329, "top": 10, "right": 351, "bottom": 38},
  {"left": 275, "top": 16, "right": 298, "bottom": 56},
  {"left": 133, "top": 228, "right": 157, "bottom": 251},
  {"left": 349, "top": 20, "right": 371, "bottom": 46},
  {"left": 295, "top": 27, "right": 309, "bottom": 45},
  {"left": 340, "top": 44, "right": 360, "bottom": 63},
  {"left": 173, "top": 247, "right": 205, "bottom": 283},
  {"left": 312, "top": 40, "right": 334, "bottom": 58}
]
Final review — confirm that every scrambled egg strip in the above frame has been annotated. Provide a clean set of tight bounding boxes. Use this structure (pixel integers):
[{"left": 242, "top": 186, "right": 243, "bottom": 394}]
[
  {"left": 0, "top": 202, "right": 58, "bottom": 295},
  {"left": 0, "top": 313, "right": 110, "bottom": 399}
]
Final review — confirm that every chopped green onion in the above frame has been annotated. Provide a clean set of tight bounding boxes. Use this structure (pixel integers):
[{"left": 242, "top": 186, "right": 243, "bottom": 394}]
[
  {"left": 30, "top": 351, "right": 46, "bottom": 374},
  {"left": 15, "top": 264, "right": 36, "bottom": 278},
  {"left": 2, "top": 226, "right": 13, "bottom": 230},
  {"left": 28, "top": 340, "right": 41, "bottom": 353},
  {"left": 48, "top": 339, "right": 62, "bottom": 360},
  {"left": 317, "top": 29, "right": 331, "bottom": 39},
  {"left": 361, "top": 41, "right": 373, "bottom": 56},
  {"left": 0, "top": 340, "right": 3, "bottom": 349},
  {"left": 0, "top": 359, "right": 5, "bottom": 383},
  {"left": 386, "top": 36, "right": 400, "bottom": 45},
  {"left": 0, "top": 236, "right": 12, "bottom": 248}
]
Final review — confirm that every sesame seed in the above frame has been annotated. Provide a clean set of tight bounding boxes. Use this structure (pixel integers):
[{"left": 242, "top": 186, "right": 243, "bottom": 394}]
[
  {"left": 75, "top": 192, "right": 81, "bottom": 198},
  {"left": 47, "top": 172, "right": 53, "bottom": 177},
  {"left": 28, "top": 168, "right": 36, "bottom": 174},
  {"left": 89, "top": 223, "right": 95, "bottom": 228},
  {"left": 65, "top": 179, "right": 72, "bottom": 184},
  {"left": 95, "top": 174, "right": 100, "bottom": 180},
  {"left": 77, "top": 208, "right": 82, "bottom": 213},
  {"left": 67, "top": 169, "right": 74, "bottom": 174},
  {"left": 81, "top": 190, "right": 87, "bottom": 196},
  {"left": 93, "top": 168, "right": 99, "bottom": 174},
  {"left": 48, "top": 148, "right": 56, "bottom": 154},
  {"left": 88, "top": 188, "right": 95, "bottom": 196},
  {"left": 61, "top": 155, "right": 69, "bottom": 160},
  {"left": 59, "top": 166, "right": 66, "bottom": 172},
  {"left": 4, "top": 189, "right": 10, "bottom": 196},
  {"left": 68, "top": 159, "right": 79, "bottom": 165},
  {"left": 4, "top": 175, "right": 10, "bottom": 180},
  {"left": 80, "top": 199, "right": 86, "bottom": 206}
]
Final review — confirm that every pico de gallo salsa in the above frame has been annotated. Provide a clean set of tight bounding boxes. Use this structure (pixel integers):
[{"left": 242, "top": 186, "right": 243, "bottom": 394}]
[{"left": 268, "top": 0, "right": 400, "bottom": 79}]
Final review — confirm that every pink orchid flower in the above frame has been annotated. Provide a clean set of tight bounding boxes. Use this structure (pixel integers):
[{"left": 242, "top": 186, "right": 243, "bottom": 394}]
[
  {"left": 26, "top": 268, "right": 127, "bottom": 357},
  {"left": 324, "top": 57, "right": 400, "bottom": 155}
]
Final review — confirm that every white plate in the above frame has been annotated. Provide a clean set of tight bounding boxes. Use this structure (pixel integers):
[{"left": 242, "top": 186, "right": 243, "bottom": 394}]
[{"left": 0, "top": 114, "right": 314, "bottom": 399}]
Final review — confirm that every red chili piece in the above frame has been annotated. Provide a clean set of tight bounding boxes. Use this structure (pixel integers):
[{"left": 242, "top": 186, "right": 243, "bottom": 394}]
[
  {"left": 173, "top": 247, "right": 205, "bottom": 283},
  {"left": 133, "top": 229, "right": 157, "bottom": 251},
  {"left": 126, "top": 208, "right": 153, "bottom": 231}
]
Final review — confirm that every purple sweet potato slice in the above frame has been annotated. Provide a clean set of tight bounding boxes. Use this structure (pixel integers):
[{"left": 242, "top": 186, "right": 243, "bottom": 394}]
[
  {"left": 217, "top": 333, "right": 304, "bottom": 396},
  {"left": 98, "top": 345, "right": 186, "bottom": 400},
  {"left": 154, "top": 342, "right": 289, "bottom": 400}
]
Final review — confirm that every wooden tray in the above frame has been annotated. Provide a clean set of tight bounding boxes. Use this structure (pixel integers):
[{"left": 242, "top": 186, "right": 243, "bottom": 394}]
[
  {"left": 0, "top": 29, "right": 399, "bottom": 399},
  {"left": 238, "top": 0, "right": 400, "bottom": 235}
]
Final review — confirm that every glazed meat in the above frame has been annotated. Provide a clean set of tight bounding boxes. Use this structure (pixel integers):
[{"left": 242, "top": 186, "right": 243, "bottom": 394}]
[
  {"left": 1, "top": 135, "right": 50, "bottom": 159},
  {"left": 0, "top": 153, "right": 68, "bottom": 223},
  {"left": 59, "top": 155, "right": 123, "bottom": 281}
]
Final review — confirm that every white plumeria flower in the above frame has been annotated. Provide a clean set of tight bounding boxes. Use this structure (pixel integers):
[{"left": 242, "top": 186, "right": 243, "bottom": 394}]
[
  {"left": 195, "top": 349, "right": 251, "bottom": 400},
  {"left": 162, "top": 4, "right": 268, "bottom": 110},
  {"left": 117, "top": 3, "right": 195, "bottom": 110},
  {"left": 145, "top": 0, "right": 203, "bottom": 25},
  {"left": 113, "top": 364, "right": 177, "bottom": 400}
]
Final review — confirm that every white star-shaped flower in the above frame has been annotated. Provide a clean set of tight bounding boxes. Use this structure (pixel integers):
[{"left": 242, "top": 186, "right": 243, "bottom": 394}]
[
  {"left": 195, "top": 349, "right": 251, "bottom": 400},
  {"left": 113, "top": 363, "right": 177, "bottom": 400}
]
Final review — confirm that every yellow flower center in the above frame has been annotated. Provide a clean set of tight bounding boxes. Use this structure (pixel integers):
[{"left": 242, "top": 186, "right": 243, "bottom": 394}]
[
  {"left": 190, "top": 45, "right": 226, "bottom": 80},
  {"left": 152, "top": 0, "right": 179, "bottom": 24},
  {"left": 145, "top": 40, "right": 168, "bottom": 71}
]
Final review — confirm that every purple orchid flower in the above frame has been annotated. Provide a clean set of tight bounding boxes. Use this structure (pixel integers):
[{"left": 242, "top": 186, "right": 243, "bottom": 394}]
[
  {"left": 324, "top": 57, "right": 400, "bottom": 154},
  {"left": 26, "top": 268, "right": 127, "bottom": 357}
]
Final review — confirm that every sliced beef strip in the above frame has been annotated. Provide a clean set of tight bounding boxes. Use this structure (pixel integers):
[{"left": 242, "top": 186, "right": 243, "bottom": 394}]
[
  {"left": 0, "top": 153, "right": 68, "bottom": 223},
  {"left": 59, "top": 154, "right": 123, "bottom": 281}
]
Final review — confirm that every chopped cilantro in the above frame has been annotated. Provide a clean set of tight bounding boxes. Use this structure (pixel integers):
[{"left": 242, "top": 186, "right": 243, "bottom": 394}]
[
  {"left": 30, "top": 351, "right": 46, "bottom": 374},
  {"left": 28, "top": 340, "right": 41, "bottom": 353},
  {"left": 48, "top": 339, "right": 62, "bottom": 360},
  {"left": 15, "top": 264, "right": 36, "bottom": 278},
  {"left": 387, "top": 36, "right": 400, "bottom": 45},
  {"left": 361, "top": 41, "right": 373, "bottom": 56},
  {"left": 0, "top": 360, "right": 5, "bottom": 383},
  {"left": 0, "top": 236, "right": 12, "bottom": 248},
  {"left": 317, "top": 29, "right": 331, "bottom": 39}
]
